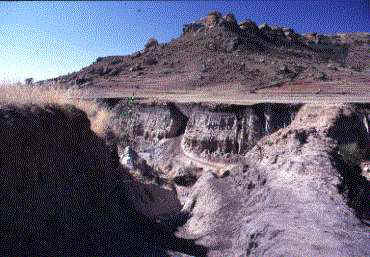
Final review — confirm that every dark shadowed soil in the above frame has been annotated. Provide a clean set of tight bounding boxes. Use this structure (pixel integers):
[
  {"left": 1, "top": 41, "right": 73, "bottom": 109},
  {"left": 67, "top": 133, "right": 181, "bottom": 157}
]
[{"left": 0, "top": 103, "right": 209, "bottom": 256}]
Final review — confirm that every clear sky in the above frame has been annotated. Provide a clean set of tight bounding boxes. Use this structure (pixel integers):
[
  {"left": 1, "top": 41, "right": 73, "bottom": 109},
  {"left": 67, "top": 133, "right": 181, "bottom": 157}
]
[{"left": 1, "top": 1, "right": 369, "bottom": 83}]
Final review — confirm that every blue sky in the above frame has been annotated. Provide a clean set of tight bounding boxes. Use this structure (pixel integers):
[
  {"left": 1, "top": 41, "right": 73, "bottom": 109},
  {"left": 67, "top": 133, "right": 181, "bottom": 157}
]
[{"left": 1, "top": 1, "right": 368, "bottom": 83}]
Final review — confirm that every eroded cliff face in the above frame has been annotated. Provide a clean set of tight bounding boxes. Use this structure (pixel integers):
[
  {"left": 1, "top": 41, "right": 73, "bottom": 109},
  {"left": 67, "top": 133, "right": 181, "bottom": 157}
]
[
  {"left": 112, "top": 101, "right": 188, "bottom": 149},
  {"left": 174, "top": 103, "right": 370, "bottom": 257},
  {"left": 181, "top": 103, "right": 301, "bottom": 161},
  {"left": 112, "top": 101, "right": 302, "bottom": 161}
]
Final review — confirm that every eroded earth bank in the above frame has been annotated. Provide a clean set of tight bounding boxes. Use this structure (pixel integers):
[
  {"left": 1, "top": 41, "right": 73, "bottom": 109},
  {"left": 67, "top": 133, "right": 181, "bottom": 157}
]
[{"left": 1, "top": 101, "right": 369, "bottom": 256}]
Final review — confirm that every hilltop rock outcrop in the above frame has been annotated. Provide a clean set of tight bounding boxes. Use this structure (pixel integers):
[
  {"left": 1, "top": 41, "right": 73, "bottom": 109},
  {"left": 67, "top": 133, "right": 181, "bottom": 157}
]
[{"left": 239, "top": 19, "right": 259, "bottom": 33}]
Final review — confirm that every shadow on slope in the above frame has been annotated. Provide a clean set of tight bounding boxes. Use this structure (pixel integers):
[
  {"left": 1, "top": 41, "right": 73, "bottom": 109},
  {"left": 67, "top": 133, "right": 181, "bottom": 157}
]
[
  {"left": 0, "top": 103, "right": 207, "bottom": 256},
  {"left": 327, "top": 110, "right": 370, "bottom": 222}
]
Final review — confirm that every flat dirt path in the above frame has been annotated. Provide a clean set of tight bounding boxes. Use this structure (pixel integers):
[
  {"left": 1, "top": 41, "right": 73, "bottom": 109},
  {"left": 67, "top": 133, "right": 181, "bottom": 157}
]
[{"left": 67, "top": 79, "right": 370, "bottom": 105}]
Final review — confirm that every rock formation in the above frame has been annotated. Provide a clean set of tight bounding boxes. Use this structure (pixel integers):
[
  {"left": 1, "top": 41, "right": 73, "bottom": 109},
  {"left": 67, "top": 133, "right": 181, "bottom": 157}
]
[
  {"left": 144, "top": 37, "right": 159, "bottom": 49},
  {"left": 205, "top": 11, "right": 222, "bottom": 27},
  {"left": 181, "top": 103, "right": 300, "bottom": 161},
  {"left": 119, "top": 145, "right": 139, "bottom": 169},
  {"left": 239, "top": 19, "right": 259, "bottom": 33},
  {"left": 112, "top": 101, "right": 188, "bottom": 149},
  {"left": 173, "top": 104, "right": 370, "bottom": 257},
  {"left": 112, "top": 101, "right": 301, "bottom": 162}
]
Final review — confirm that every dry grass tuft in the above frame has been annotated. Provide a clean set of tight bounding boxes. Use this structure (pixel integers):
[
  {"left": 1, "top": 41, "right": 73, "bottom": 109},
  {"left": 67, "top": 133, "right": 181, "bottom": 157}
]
[{"left": 0, "top": 82, "right": 114, "bottom": 137}]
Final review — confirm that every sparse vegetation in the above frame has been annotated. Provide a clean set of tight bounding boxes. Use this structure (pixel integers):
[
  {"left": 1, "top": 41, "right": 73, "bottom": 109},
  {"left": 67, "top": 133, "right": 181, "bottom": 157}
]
[{"left": 0, "top": 82, "right": 114, "bottom": 138}]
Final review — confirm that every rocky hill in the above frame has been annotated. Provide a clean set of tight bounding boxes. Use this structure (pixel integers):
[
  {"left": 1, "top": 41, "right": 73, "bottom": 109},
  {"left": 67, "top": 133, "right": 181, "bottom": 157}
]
[{"left": 39, "top": 11, "right": 369, "bottom": 91}]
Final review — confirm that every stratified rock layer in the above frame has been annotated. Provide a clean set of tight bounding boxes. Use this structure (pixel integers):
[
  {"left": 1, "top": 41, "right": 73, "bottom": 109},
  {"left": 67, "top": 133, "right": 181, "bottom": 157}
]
[
  {"left": 112, "top": 101, "right": 188, "bottom": 149},
  {"left": 181, "top": 103, "right": 301, "bottom": 161}
]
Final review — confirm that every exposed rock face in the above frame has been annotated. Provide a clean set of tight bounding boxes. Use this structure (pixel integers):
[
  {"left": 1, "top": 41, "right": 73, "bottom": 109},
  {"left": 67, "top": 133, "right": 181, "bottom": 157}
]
[
  {"left": 360, "top": 161, "right": 370, "bottom": 180},
  {"left": 112, "top": 101, "right": 304, "bottom": 162},
  {"left": 258, "top": 23, "right": 271, "bottom": 33},
  {"left": 239, "top": 19, "right": 259, "bottom": 33},
  {"left": 181, "top": 103, "right": 300, "bottom": 161},
  {"left": 175, "top": 104, "right": 370, "bottom": 257},
  {"left": 119, "top": 145, "right": 139, "bottom": 169},
  {"left": 111, "top": 101, "right": 367, "bottom": 169},
  {"left": 183, "top": 22, "right": 206, "bottom": 34},
  {"left": 205, "top": 11, "right": 222, "bottom": 27},
  {"left": 117, "top": 145, "right": 163, "bottom": 183},
  {"left": 282, "top": 27, "right": 300, "bottom": 41},
  {"left": 112, "top": 101, "right": 188, "bottom": 149},
  {"left": 223, "top": 13, "right": 237, "bottom": 24}
]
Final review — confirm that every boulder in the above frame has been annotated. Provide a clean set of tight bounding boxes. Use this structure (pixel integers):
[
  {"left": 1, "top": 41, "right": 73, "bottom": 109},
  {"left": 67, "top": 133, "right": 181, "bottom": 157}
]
[{"left": 25, "top": 77, "right": 33, "bottom": 85}]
